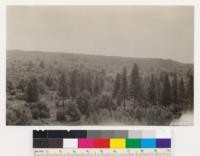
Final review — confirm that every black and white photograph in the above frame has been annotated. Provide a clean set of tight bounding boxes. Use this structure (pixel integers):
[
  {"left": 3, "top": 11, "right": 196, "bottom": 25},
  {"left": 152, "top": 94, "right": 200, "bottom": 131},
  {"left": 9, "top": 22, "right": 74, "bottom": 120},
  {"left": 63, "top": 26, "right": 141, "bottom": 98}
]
[{"left": 6, "top": 6, "right": 194, "bottom": 125}]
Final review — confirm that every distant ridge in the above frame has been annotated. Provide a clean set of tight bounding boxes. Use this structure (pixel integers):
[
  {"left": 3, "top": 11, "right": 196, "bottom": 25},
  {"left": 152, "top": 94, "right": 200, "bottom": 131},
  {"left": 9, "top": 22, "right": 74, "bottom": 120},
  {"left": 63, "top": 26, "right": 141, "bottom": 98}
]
[{"left": 7, "top": 49, "right": 193, "bottom": 76}]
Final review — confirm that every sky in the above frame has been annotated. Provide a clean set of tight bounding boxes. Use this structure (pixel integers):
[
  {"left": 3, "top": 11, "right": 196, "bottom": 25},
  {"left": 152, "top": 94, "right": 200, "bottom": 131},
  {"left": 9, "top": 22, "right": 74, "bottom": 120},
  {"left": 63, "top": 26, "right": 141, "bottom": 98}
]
[{"left": 7, "top": 6, "right": 194, "bottom": 63}]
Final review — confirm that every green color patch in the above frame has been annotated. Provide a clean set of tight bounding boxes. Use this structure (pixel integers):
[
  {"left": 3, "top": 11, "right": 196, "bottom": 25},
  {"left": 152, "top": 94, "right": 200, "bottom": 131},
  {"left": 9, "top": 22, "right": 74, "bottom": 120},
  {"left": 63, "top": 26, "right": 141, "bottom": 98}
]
[{"left": 126, "top": 139, "right": 141, "bottom": 148}]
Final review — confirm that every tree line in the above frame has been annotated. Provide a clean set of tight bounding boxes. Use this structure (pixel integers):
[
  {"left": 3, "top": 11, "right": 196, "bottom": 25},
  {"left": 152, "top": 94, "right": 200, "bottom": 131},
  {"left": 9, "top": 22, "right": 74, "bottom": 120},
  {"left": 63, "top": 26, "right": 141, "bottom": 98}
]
[{"left": 113, "top": 64, "right": 193, "bottom": 112}]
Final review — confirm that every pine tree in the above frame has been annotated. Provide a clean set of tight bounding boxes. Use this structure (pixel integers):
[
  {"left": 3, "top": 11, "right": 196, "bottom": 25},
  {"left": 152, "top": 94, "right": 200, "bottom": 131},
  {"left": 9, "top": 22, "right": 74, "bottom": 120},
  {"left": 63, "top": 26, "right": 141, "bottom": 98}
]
[
  {"left": 25, "top": 77, "right": 39, "bottom": 103},
  {"left": 155, "top": 76, "right": 161, "bottom": 104},
  {"left": 161, "top": 73, "right": 171, "bottom": 107},
  {"left": 79, "top": 72, "right": 86, "bottom": 92},
  {"left": 17, "top": 79, "right": 26, "bottom": 92},
  {"left": 130, "top": 64, "right": 141, "bottom": 102},
  {"left": 58, "top": 72, "right": 68, "bottom": 106},
  {"left": 112, "top": 73, "right": 121, "bottom": 98},
  {"left": 39, "top": 61, "right": 45, "bottom": 69},
  {"left": 178, "top": 77, "right": 185, "bottom": 110},
  {"left": 171, "top": 74, "right": 178, "bottom": 104},
  {"left": 121, "top": 67, "right": 128, "bottom": 106},
  {"left": 100, "top": 69, "right": 105, "bottom": 90},
  {"left": 187, "top": 75, "right": 194, "bottom": 109},
  {"left": 85, "top": 71, "right": 93, "bottom": 94},
  {"left": 94, "top": 76, "right": 100, "bottom": 96},
  {"left": 147, "top": 74, "right": 156, "bottom": 105},
  {"left": 45, "top": 75, "right": 53, "bottom": 88},
  {"left": 70, "top": 69, "right": 78, "bottom": 99}
]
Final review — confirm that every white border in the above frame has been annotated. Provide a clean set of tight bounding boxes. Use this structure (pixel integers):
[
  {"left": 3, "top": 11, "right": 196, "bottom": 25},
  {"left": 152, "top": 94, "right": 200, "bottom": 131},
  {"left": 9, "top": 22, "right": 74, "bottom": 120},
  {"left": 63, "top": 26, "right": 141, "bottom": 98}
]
[
  {"left": 0, "top": 0, "right": 198, "bottom": 129},
  {"left": 0, "top": 1, "right": 199, "bottom": 155}
]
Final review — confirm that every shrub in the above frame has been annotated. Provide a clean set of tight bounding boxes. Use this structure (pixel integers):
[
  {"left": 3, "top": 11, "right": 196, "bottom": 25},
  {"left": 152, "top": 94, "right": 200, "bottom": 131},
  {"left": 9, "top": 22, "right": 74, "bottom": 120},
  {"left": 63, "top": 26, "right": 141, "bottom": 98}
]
[
  {"left": 39, "top": 82, "right": 47, "bottom": 95},
  {"left": 143, "top": 105, "right": 173, "bottom": 125},
  {"left": 29, "top": 101, "right": 50, "bottom": 119},
  {"left": 97, "top": 94, "right": 116, "bottom": 110},
  {"left": 6, "top": 109, "right": 17, "bottom": 125},
  {"left": 17, "top": 79, "right": 26, "bottom": 92},
  {"left": 66, "top": 101, "right": 80, "bottom": 121},
  {"left": 76, "top": 90, "right": 91, "bottom": 116},
  {"left": 56, "top": 109, "right": 66, "bottom": 121},
  {"left": 6, "top": 106, "right": 32, "bottom": 125},
  {"left": 25, "top": 77, "right": 39, "bottom": 103}
]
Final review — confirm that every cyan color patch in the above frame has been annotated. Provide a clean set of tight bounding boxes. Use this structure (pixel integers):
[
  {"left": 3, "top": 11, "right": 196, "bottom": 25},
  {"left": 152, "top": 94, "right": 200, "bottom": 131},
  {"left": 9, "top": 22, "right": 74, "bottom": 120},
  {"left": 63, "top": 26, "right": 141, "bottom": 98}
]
[{"left": 141, "top": 139, "right": 156, "bottom": 148}]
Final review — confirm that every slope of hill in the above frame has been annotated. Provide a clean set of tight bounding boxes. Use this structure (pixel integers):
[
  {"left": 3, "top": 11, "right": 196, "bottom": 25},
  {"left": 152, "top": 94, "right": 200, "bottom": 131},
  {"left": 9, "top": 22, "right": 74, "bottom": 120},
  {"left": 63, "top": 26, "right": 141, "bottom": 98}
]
[{"left": 7, "top": 50, "right": 193, "bottom": 76}]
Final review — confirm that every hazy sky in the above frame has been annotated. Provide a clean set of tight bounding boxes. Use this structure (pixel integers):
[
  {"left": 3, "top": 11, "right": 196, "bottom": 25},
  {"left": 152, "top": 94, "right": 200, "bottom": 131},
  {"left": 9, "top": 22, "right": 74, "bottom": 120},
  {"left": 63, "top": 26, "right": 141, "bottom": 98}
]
[{"left": 7, "top": 6, "right": 194, "bottom": 63}]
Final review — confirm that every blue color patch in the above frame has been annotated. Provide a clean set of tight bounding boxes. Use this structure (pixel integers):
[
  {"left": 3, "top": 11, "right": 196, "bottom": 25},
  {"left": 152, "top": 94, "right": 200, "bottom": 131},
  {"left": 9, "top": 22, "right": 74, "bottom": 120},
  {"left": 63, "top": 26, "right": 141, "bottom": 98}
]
[{"left": 141, "top": 139, "right": 156, "bottom": 148}]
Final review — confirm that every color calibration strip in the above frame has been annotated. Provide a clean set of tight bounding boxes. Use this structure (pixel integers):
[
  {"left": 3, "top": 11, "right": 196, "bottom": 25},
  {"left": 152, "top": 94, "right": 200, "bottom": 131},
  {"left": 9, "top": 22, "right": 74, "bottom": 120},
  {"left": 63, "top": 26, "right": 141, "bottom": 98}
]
[{"left": 33, "top": 130, "right": 171, "bottom": 149}]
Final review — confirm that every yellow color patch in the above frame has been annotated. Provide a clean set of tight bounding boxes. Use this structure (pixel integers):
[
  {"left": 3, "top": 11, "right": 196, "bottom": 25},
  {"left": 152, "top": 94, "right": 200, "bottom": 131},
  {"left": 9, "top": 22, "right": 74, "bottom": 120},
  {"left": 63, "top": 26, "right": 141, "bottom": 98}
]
[{"left": 110, "top": 139, "right": 126, "bottom": 148}]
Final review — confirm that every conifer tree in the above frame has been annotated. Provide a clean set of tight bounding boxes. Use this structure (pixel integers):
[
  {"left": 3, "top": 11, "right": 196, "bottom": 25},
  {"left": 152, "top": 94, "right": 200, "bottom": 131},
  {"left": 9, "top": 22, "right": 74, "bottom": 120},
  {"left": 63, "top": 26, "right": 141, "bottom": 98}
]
[
  {"left": 121, "top": 67, "right": 128, "bottom": 106},
  {"left": 171, "top": 74, "right": 178, "bottom": 104},
  {"left": 70, "top": 69, "right": 78, "bottom": 99},
  {"left": 112, "top": 73, "right": 121, "bottom": 98},
  {"left": 25, "top": 77, "right": 39, "bottom": 103},
  {"left": 58, "top": 72, "right": 68, "bottom": 106},
  {"left": 161, "top": 73, "right": 171, "bottom": 107},
  {"left": 130, "top": 64, "right": 141, "bottom": 102},
  {"left": 85, "top": 71, "right": 93, "bottom": 94},
  {"left": 179, "top": 77, "right": 185, "bottom": 103},
  {"left": 187, "top": 75, "right": 194, "bottom": 109},
  {"left": 148, "top": 74, "right": 156, "bottom": 105},
  {"left": 94, "top": 76, "right": 100, "bottom": 96},
  {"left": 155, "top": 76, "right": 161, "bottom": 104}
]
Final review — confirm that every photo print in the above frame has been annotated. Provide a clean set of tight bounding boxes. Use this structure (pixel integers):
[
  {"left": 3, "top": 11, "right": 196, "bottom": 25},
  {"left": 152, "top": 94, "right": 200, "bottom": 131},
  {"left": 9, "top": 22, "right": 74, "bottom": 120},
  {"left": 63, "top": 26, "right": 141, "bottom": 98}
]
[{"left": 6, "top": 6, "right": 194, "bottom": 125}]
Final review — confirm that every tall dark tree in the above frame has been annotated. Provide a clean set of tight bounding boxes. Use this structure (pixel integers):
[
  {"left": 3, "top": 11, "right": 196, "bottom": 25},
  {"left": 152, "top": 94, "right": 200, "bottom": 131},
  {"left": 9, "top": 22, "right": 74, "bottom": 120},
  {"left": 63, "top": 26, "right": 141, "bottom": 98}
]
[
  {"left": 112, "top": 73, "right": 121, "bottom": 98},
  {"left": 187, "top": 75, "right": 194, "bottom": 109},
  {"left": 70, "top": 69, "right": 78, "bottom": 99},
  {"left": 147, "top": 74, "right": 156, "bottom": 105},
  {"left": 161, "top": 73, "right": 171, "bottom": 107},
  {"left": 17, "top": 79, "right": 26, "bottom": 92},
  {"left": 79, "top": 72, "right": 86, "bottom": 92},
  {"left": 45, "top": 75, "right": 53, "bottom": 88},
  {"left": 25, "top": 77, "right": 39, "bottom": 103},
  {"left": 7, "top": 80, "right": 14, "bottom": 93},
  {"left": 179, "top": 77, "right": 185, "bottom": 104},
  {"left": 39, "top": 61, "right": 45, "bottom": 69},
  {"left": 100, "top": 69, "right": 106, "bottom": 90},
  {"left": 121, "top": 67, "right": 128, "bottom": 106},
  {"left": 130, "top": 64, "right": 141, "bottom": 102},
  {"left": 27, "top": 61, "right": 33, "bottom": 71},
  {"left": 94, "top": 76, "right": 100, "bottom": 96},
  {"left": 76, "top": 90, "right": 91, "bottom": 117},
  {"left": 85, "top": 71, "right": 93, "bottom": 94},
  {"left": 155, "top": 76, "right": 161, "bottom": 104},
  {"left": 58, "top": 72, "right": 68, "bottom": 106},
  {"left": 171, "top": 74, "right": 178, "bottom": 104}
]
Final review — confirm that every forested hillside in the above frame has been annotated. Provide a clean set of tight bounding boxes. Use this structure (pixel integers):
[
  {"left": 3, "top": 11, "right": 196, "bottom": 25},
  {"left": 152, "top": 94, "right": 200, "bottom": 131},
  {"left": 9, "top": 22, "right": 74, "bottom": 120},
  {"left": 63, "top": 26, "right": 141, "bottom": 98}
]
[{"left": 6, "top": 50, "right": 193, "bottom": 125}]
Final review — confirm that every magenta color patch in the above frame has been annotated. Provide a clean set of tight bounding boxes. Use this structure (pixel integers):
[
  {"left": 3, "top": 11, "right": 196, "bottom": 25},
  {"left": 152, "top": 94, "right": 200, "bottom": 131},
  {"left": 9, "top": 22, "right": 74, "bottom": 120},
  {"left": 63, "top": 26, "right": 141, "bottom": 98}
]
[{"left": 78, "top": 139, "right": 94, "bottom": 148}]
